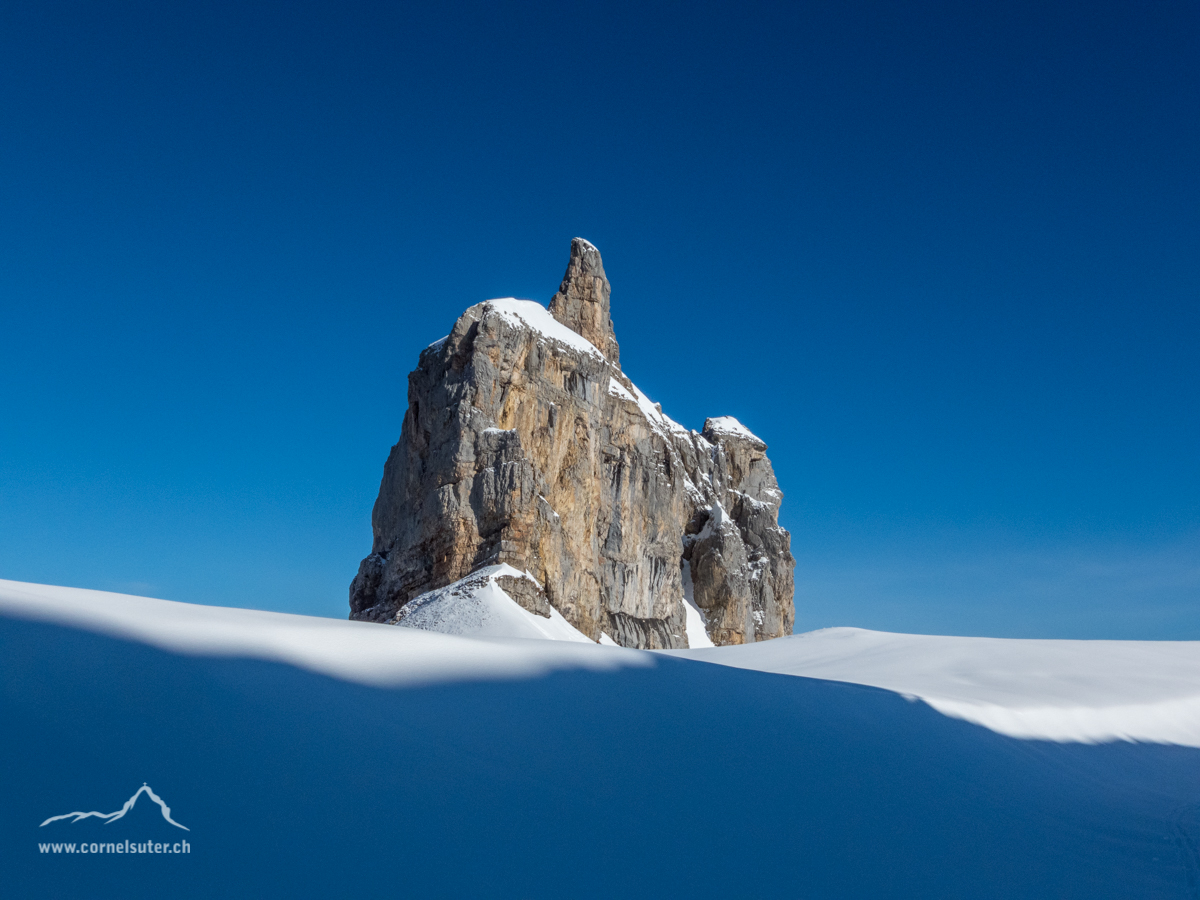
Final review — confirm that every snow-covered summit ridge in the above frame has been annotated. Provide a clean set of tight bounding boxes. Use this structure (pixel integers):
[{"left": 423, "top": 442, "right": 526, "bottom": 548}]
[
  {"left": 481, "top": 297, "right": 691, "bottom": 441},
  {"left": 482, "top": 298, "right": 608, "bottom": 360}
]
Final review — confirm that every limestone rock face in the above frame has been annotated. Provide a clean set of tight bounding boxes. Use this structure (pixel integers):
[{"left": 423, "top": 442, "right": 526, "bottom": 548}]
[
  {"left": 549, "top": 238, "right": 620, "bottom": 364},
  {"left": 349, "top": 240, "right": 795, "bottom": 648}
]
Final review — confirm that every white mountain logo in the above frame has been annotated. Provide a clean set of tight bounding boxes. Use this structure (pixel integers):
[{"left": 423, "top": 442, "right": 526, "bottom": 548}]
[{"left": 40, "top": 783, "right": 190, "bottom": 831}]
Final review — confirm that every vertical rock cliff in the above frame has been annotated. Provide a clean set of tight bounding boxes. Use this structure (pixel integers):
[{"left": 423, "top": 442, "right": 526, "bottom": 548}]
[{"left": 350, "top": 238, "right": 794, "bottom": 648}]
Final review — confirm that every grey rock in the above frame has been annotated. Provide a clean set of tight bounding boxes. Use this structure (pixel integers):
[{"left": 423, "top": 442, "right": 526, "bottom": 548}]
[
  {"left": 350, "top": 239, "right": 795, "bottom": 648},
  {"left": 549, "top": 237, "right": 620, "bottom": 364},
  {"left": 494, "top": 575, "right": 552, "bottom": 618}
]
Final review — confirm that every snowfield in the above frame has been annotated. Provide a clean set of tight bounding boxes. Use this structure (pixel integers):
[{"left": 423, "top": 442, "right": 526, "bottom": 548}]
[
  {"left": 0, "top": 578, "right": 648, "bottom": 688},
  {"left": 5, "top": 578, "right": 1200, "bottom": 898},
  {"left": 11, "top": 577, "right": 1200, "bottom": 746},
  {"left": 668, "top": 627, "right": 1200, "bottom": 747}
]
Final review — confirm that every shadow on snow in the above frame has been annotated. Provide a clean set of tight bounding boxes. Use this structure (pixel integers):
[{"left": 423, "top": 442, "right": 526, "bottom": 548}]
[{"left": 4, "top": 614, "right": 1200, "bottom": 899}]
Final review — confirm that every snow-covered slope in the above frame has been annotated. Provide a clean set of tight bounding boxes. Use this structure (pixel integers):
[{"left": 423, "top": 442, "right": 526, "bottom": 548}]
[
  {"left": 484, "top": 297, "right": 608, "bottom": 361},
  {"left": 668, "top": 627, "right": 1200, "bottom": 747},
  {"left": 5, "top": 580, "right": 1200, "bottom": 898},
  {"left": 0, "top": 578, "right": 648, "bottom": 688},
  {"left": 390, "top": 564, "right": 596, "bottom": 643},
  {"left": 6, "top": 579, "right": 1200, "bottom": 746}
]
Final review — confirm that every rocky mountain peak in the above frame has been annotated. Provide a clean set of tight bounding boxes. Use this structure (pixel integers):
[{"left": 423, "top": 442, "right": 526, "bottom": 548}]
[
  {"left": 548, "top": 237, "right": 620, "bottom": 365},
  {"left": 349, "top": 239, "right": 794, "bottom": 649}
]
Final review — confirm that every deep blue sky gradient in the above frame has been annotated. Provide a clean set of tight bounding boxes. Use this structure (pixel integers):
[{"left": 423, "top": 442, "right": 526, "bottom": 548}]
[{"left": 1, "top": 0, "right": 1197, "bottom": 637}]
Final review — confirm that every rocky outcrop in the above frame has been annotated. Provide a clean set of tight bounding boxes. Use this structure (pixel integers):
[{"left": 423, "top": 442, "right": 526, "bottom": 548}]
[{"left": 350, "top": 238, "right": 794, "bottom": 648}]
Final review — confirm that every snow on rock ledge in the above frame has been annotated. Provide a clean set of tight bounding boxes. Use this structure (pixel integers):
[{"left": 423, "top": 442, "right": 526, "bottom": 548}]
[{"left": 703, "top": 416, "right": 764, "bottom": 446}]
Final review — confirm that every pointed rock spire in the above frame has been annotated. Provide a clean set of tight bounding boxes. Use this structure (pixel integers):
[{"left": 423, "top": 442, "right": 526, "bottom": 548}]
[
  {"left": 350, "top": 238, "right": 795, "bottom": 648},
  {"left": 548, "top": 237, "right": 620, "bottom": 365}
]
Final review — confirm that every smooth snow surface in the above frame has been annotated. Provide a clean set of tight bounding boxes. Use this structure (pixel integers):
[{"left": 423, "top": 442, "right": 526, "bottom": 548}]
[
  {"left": 670, "top": 626, "right": 1200, "bottom": 747},
  {"left": 704, "top": 415, "right": 762, "bottom": 443},
  {"left": 0, "top": 579, "right": 646, "bottom": 688},
  {"left": 6, "top": 579, "right": 1200, "bottom": 747},
  {"left": 7, "top": 581, "right": 1200, "bottom": 897},
  {"left": 484, "top": 298, "right": 606, "bottom": 360},
  {"left": 393, "top": 564, "right": 594, "bottom": 643}
]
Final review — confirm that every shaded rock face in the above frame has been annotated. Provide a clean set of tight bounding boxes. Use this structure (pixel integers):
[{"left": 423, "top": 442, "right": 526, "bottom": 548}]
[{"left": 350, "top": 238, "right": 795, "bottom": 648}]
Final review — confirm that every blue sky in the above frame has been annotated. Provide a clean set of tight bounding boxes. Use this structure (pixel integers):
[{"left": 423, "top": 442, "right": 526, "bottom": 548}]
[{"left": 1, "top": 0, "right": 1196, "bottom": 637}]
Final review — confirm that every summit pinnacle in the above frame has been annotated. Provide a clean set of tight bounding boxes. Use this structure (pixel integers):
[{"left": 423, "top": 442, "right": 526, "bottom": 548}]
[{"left": 548, "top": 237, "right": 620, "bottom": 365}]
